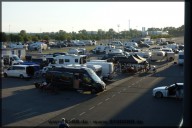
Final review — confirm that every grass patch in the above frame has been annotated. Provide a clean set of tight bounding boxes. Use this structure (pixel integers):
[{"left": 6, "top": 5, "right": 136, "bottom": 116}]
[{"left": 27, "top": 45, "right": 96, "bottom": 54}]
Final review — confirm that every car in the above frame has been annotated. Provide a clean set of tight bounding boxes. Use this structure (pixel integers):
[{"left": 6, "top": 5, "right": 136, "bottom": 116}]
[
  {"left": 3, "top": 65, "right": 40, "bottom": 79},
  {"left": 178, "top": 45, "right": 184, "bottom": 51},
  {"left": 138, "top": 43, "right": 150, "bottom": 48},
  {"left": 124, "top": 46, "right": 141, "bottom": 52},
  {"left": 152, "top": 83, "right": 184, "bottom": 99}
]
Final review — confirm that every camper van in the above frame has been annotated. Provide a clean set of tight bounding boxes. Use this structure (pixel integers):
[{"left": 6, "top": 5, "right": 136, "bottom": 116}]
[
  {"left": 45, "top": 67, "right": 106, "bottom": 93},
  {"left": 178, "top": 51, "right": 184, "bottom": 65},
  {"left": 49, "top": 54, "right": 87, "bottom": 67},
  {"left": 3, "top": 65, "right": 39, "bottom": 79},
  {"left": 86, "top": 61, "right": 114, "bottom": 81}
]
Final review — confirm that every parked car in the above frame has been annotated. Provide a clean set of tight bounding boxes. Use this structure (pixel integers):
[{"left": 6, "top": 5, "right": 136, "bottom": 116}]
[
  {"left": 124, "top": 46, "right": 141, "bottom": 52},
  {"left": 3, "top": 65, "right": 40, "bottom": 79},
  {"left": 178, "top": 45, "right": 184, "bottom": 51},
  {"left": 152, "top": 83, "right": 184, "bottom": 98},
  {"left": 138, "top": 43, "right": 150, "bottom": 48},
  {"left": 101, "top": 52, "right": 125, "bottom": 60},
  {"left": 149, "top": 46, "right": 163, "bottom": 51}
]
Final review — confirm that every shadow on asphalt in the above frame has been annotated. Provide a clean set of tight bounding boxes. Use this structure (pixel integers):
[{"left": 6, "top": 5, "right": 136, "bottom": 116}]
[
  {"left": 2, "top": 86, "right": 97, "bottom": 125},
  {"left": 102, "top": 64, "right": 184, "bottom": 127}
]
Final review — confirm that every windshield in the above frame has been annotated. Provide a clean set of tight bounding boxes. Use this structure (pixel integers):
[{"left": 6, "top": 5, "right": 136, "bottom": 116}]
[{"left": 86, "top": 68, "right": 102, "bottom": 82}]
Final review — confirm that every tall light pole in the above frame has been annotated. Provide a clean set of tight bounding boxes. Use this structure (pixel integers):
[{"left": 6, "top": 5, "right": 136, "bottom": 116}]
[
  {"left": 117, "top": 24, "right": 120, "bottom": 39},
  {"left": 9, "top": 24, "right": 10, "bottom": 33}
]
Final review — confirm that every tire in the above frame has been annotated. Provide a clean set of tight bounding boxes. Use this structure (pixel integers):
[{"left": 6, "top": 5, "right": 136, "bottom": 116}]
[
  {"left": 155, "top": 92, "right": 163, "bottom": 98},
  {"left": 20, "top": 74, "right": 24, "bottom": 79},
  {"left": 4, "top": 73, "right": 8, "bottom": 78}
]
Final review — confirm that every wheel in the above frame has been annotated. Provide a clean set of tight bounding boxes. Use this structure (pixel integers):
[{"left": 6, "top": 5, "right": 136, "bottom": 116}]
[
  {"left": 20, "top": 74, "right": 24, "bottom": 79},
  {"left": 4, "top": 73, "right": 8, "bottom": 78},
  {"left": 155, "top": 92, "right": 163, "bottom": 98}
]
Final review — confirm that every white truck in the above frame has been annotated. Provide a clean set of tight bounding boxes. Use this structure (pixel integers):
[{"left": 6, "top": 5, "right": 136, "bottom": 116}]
[
  {"left": 49, "top": 54, "right": 87, "bottom": 67},
  {"left": 86, "top": 61, "right": 114, "bottom": 81},
  {"left": 2, "top": 54, "right": 24, "bottom": 66}
]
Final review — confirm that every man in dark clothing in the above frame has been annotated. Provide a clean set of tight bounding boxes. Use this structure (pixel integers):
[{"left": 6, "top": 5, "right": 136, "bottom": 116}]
[{"left": 59, "top": 118, "right": 70, "bottom": 128}]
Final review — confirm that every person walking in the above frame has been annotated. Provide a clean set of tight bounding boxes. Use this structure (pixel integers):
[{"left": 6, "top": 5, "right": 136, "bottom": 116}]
[{"left": 58, "top": 118, "right": 70, "bottom": 128}]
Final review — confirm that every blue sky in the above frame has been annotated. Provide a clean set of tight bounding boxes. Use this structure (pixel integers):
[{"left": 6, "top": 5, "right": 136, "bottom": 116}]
[{"left": 2, "top": 2, "right": 184, "bottom": 33}]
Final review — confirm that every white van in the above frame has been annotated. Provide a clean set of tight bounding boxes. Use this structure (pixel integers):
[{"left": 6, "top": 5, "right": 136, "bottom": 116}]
[
  {"left": 86, "top": 61, "right": 114, "bottom": 81},
  {"left": 3, "top": 65, "right": 38, "bottom": 79}
]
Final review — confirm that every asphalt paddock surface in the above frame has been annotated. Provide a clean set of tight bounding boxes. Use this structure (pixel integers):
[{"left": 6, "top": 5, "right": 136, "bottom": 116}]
[
  {"left": 2, "top": 35, "right": 182, "bottom": 126},
  {"left": 2, "top": 57, "right": 176, "bottom": 126}
]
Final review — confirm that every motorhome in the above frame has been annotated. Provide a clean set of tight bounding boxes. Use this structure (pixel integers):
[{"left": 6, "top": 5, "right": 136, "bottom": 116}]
[
  {"left": 49, "top": 54, "right": 87, "bottom": 67},
  {"left": 86, "top": 61, "right": 114, "bottom": 81},
  {"left": 178, "top": 51, "right": 184, "bottom": 65},
  {"left": 151, "top": 51, "right": 166, "bottom": 61},
  {"left": 45, "top": 66, "right": 106, "bottom": 93}
]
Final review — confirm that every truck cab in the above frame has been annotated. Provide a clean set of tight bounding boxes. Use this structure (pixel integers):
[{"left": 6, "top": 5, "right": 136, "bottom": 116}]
[{"left": 3, "top": 54, "right": 23, "bottom": 66}]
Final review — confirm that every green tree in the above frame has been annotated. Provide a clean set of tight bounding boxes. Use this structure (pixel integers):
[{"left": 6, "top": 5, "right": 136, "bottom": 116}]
[{"left": 1, "top": 32, "right": 7, "bottom": 42}]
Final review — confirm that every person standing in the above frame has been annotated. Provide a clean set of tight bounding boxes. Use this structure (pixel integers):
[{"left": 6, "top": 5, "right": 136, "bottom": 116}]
[{"left": 58, "top": 118, "right": 70, "bottom": 128}]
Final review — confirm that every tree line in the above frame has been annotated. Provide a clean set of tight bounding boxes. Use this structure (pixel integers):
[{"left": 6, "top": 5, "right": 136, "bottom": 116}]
[{"left": 1, "top": 25, "right": 184, "bottom": 43}]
